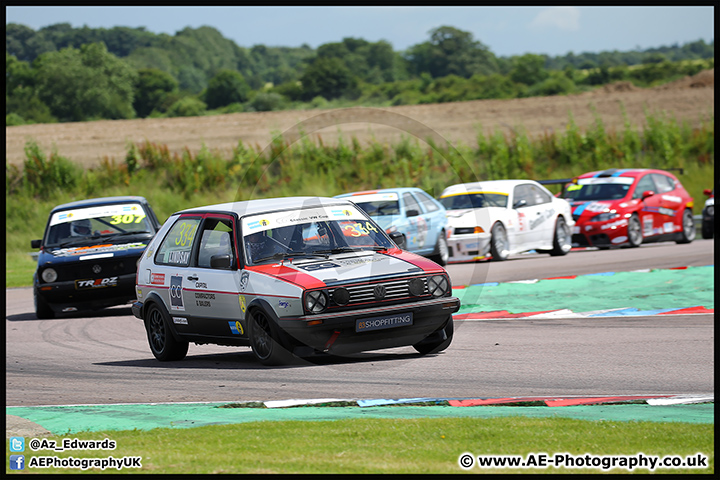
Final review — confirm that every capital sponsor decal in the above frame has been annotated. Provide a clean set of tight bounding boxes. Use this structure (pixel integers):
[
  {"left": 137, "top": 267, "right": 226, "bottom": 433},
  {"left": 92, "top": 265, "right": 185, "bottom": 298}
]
[
  {"left": 172, "top": 316, "right": 188, "bottom": 325},
  {"left": 150, "top": 273, "right": 165, "bottom": 285},
  {"left": 169, "top": 275, "right": 184, "bottom": 311},
  {"left": 75, "top": 277, "right": 118, "bottom": 289},
  {"left": 356, "top": 312, "right": 413, "bottom": 332}
]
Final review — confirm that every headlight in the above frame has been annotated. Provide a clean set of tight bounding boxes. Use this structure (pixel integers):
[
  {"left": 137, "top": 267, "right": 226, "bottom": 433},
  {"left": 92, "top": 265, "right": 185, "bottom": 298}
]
[
  {"left": 591, "top": 212, "right": 620, "bottom": 222},
  {"left": 41, "top": 268, "right": 58, "bottom": 283},
  {"left": 305, "top": 290, "right": 328, "bottom": 314},
  {"left": 408, "top": 277, "right": 425, "bottom": 296},
  {"left": 332, "top": 287, "right": 350, "bottom": 306},
  {"left": 427, "top": 275, "right": 449, "bottom": 297}
]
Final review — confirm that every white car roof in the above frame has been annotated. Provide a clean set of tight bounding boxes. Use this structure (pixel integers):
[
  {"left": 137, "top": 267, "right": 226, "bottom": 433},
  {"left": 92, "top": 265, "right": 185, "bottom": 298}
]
[
  {"left": 440, "top": 180, "right": 537, "bottom": 197},
  {"left": 175, "top": 196, "right": 353, "bottom": 218}
]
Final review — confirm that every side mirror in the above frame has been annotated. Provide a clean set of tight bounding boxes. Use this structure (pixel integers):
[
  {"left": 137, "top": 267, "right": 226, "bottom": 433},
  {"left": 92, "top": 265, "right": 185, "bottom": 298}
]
[
  {"left": 210, "top": 254, "right": 234, "bottom": 269},
  {"left": 389, "top": 232, "right": 407, "bottom": 249},
  {"left": 513, "top": 199, "right": 527, "bottom": 209},
  {"left": 406, "top": 209, "right": 419, "bottom": 218},
  {"left": 641, "top": 190, "right": 655, "bottom": 200},
  {"left": 31, "top": 239, "right": 41, "bottom": 249}
]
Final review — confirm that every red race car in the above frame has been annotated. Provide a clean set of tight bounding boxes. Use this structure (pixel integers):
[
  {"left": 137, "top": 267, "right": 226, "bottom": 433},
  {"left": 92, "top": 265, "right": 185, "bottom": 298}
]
[{"left": 561, "top": 168, "right": 695, "bottom": 248}]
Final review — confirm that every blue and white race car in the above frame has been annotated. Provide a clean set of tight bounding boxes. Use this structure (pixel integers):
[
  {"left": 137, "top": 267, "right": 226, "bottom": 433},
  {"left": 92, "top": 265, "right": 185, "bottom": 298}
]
[{"left": 335, "top": 187, "right": 450, "bottom": 265}]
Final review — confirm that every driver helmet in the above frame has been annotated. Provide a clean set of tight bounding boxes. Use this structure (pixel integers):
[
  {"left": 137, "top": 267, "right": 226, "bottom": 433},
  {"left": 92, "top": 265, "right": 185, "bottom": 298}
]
[
  {"left": 245, "top": 232, "right": 267, "bottom": 261},
  {"left": 71, "top": 219, "right": 92, "bottom": 236}
]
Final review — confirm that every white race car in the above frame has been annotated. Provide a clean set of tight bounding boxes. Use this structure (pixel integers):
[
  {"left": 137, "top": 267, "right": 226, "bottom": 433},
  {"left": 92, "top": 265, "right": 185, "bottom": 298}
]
[{"left": 438, "top": 180, "right": 575, "bottom": 262}]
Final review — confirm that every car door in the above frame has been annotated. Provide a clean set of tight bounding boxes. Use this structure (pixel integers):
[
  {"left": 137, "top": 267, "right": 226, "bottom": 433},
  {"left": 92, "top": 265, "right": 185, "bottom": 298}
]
[
  {"left": 652, "top": 173, "right": 686, "bottom": 234},
  {"left": 512, "top": 183, "right": 550, "bottom": 250},
  {"left": 411, "top": 190, "right": 445, "bottom": 252},
  {"left": 632, "top": 174, "right": 662, "bottom": 238},
  {"left": 181, "top": 214, "right": 246, "bottom": 338},
  {"left": 401, "top": 192, "right": 425, "bottom": 252}
]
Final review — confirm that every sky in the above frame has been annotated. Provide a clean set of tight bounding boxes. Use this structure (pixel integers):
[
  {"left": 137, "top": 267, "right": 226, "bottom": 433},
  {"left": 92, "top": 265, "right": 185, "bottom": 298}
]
[{"left": 5, "top": 6, "right": 715, "bottom": 58}]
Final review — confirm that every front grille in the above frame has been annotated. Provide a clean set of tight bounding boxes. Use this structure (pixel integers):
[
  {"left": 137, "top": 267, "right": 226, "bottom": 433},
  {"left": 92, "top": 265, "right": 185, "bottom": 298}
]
[
  {"left": 49, "top": 257, "right": 140, "bottom": 283},
  {"left": 330, "top": 277, "right": 427, "bottom": 307},
  {"left": 453, "top": 227, "right": 476, "bottom": 235}
]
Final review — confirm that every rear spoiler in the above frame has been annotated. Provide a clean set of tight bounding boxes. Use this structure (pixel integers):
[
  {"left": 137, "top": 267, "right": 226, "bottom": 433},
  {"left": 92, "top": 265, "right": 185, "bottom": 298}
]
[{"left": 538, "top": 178, "right": 575, "bottom": 197}]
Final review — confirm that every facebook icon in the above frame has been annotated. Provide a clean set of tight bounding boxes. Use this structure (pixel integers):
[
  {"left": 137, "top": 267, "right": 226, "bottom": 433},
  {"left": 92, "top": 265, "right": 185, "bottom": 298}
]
[{"left": 10, "top": 455, "right": 25, "bottom": 470}]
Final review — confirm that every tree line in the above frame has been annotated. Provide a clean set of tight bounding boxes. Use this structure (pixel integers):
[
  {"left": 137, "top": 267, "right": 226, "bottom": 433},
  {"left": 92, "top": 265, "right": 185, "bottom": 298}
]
[{"left": 5, "top": 23, "right": 715, "bottom": 125}]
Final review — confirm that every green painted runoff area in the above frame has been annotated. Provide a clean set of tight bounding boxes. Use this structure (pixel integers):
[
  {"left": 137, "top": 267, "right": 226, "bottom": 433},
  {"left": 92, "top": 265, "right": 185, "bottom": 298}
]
[
  {"left": 454, "top": 266, "right": 714, "bottom": 314},
  {"left": 6, "top": 403, "right": 714, "bottom": 435}
]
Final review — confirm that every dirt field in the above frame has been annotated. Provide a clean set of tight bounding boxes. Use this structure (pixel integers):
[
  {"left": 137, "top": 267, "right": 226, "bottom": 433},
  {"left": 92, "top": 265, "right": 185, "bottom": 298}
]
[{"left": 5, "top": 69, "right": 714, "bottom": 169}]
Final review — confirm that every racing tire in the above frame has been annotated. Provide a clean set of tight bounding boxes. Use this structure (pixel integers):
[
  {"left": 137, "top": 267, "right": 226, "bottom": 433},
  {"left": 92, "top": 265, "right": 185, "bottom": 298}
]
[
  {"left": 248, "top": 308, "right": 295, "bottom": 366},
  {"left": 490, "top": 222, "right": 509, "bottom": 261},
  {"left": 701, "top": 219, "right": 714, "bottom": 239},
  {"left": 627, "top": 213, "right": 643, "bottom": 248},
  {"left": 549, "top": 217, "right": 572, "bottom": 256},
  {"left": 34, "top": 288, "right": 55, "bottom": 319},
  {"left": 145, "top": 303, "right": 189, "bottom": 362},
  {"left": 413, "top": 318, "right": 454, "bottom": 355},
  {"left": 429, "top": 232, "right": 449, "bottom": 266},
  {"left": 675, "top": 209, "right": 696, "bottom": 244}
]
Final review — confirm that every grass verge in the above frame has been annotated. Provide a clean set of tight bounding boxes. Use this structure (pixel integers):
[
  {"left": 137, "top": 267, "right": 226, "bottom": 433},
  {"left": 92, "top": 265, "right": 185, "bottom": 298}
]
[{"left": 5, "top": 416, "right": 714, "bottom": 474}]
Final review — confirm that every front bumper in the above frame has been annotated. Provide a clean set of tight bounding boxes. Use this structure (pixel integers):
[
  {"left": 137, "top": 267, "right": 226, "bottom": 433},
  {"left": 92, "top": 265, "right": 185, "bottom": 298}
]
[
  {"left": 35, "top": 273, "right": 137, "bottom": 313},
  {"left": 277, "top": 296, "right": 460, "bottom": 355},
  {"left": 446, "top": 233, "right": 491, "bottom": 262},
  {"left": 572, "top": 218, "right": 629, "bottom": 247}
]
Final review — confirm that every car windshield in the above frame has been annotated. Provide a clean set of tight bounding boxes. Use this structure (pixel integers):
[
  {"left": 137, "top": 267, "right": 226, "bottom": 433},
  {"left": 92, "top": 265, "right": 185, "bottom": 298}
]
[
  {"left": 354, "top": 200, "right": 400, "bottom": 216},
  {"left": 45, "top": 203, "right": 153, "bottom": 247},
  {"left": 439, "top": 193, "right": 508, "bottom": 210},
  {"left": 242, "top": 205, "right": 394, "bottom": 265},
  {"left": 563, "top": 178, "right": 633, "bottom": 201}
]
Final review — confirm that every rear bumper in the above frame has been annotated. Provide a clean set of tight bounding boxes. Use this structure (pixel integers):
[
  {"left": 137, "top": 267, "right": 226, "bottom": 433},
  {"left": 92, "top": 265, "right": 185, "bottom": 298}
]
[{"left": 277, "top": 296, "right": 460, "bottom": 355}]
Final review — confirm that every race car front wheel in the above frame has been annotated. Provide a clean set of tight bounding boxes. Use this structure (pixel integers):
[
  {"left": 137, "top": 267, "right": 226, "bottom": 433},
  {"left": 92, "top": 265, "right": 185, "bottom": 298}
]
[
  {"left": 34, "top": 288, "right": 55, "bottom": 319},
  {"left": 490, "top": 223, "right": 509, "bottom": 261},
  {"left": 549, "top": 217, "right": 571, "bottom": 256},
  {"left": 627, "top": 214, "right": 643, "bottom": 248},
  {"left": 413, "top": 317, "right": 453, "bottom": 355},
  {"left": 248, "top": 308, "right": 295, "bottom": 366},
  {"left": 675, "top": 209, "right": 696, "bottom": 244}
]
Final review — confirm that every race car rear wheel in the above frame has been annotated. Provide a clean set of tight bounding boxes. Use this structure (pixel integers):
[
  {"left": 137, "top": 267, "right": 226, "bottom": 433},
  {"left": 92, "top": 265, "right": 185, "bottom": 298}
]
[
  {"left": 675, "top": 209, "right": 696, "bottom": 244},
  {"left": 627, "top": 214, "right": 643, "bottom": 248},
  {"left": 413, "top": 317, "right": 453, "bottom": 355},
  {"left": 490, "top": 222, "right": 509, "bottom": 261},
  {"left": 248, "top": 308, "right": 295, "bottom": 366},
  {"left": 145, "top": 303, "right": 189, "bottom": 361},
  {"left": 549, "top": 217, "right": 571, "bottom": 256},
  {"left": 430, "top": 232, "right": 449, "bottom": 266}
]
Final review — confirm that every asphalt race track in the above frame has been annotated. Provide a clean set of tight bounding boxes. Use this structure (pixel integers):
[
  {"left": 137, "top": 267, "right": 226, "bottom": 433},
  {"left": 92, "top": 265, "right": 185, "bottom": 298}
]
[{"left": 6, "top": 240, "right": 714, "bottom": 407}]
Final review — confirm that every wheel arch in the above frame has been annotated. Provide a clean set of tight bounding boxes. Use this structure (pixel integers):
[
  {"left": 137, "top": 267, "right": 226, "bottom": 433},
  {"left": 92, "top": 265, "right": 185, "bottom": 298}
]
[{"left": 142, "top": 292, "right": 183, "bottom": 342}]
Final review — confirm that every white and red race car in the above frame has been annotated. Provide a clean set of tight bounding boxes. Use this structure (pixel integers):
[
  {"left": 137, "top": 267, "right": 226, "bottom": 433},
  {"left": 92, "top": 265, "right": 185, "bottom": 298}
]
[
  {"left": 133, "top": 197, "right": 459, "bottom": 365},
  {"left": 439, "top": 180, "right": 574, "bottom": 262}
]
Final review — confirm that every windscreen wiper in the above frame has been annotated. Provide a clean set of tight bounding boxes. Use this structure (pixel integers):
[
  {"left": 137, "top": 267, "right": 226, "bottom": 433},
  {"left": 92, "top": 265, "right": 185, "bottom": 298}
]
[{"left": 252, "top": 251, "right": 329, "bottom": 264}]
